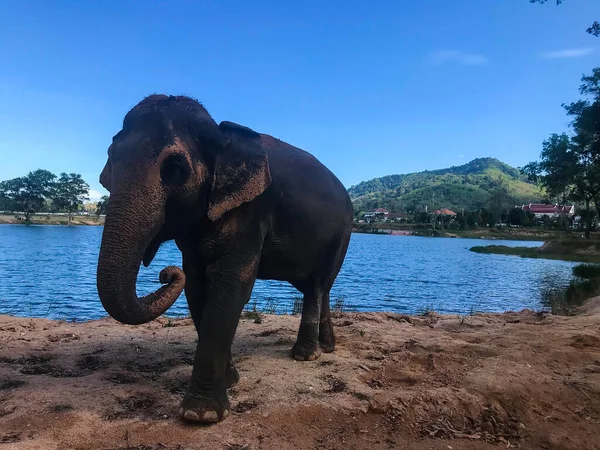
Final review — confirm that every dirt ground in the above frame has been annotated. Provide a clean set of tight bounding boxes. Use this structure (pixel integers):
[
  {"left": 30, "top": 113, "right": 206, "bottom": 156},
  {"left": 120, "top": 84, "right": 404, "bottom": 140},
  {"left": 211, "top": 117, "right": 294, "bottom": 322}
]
[{"left": 1, "top": 301, "right": 599, "bottom": 450}]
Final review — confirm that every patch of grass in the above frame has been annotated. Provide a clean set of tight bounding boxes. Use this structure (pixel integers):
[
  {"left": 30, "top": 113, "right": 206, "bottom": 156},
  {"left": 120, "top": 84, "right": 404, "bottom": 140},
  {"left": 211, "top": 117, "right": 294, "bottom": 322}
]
[
  {"left": 291, "top": 297, "right": 303, "bottom": 315},
  {"left": 332, "top": 297, "right": 345, "bottom": 313},
  {"left": 417, "top": 303, "right": 437, "bottom": 317},
  {"left": 359, "top": 329, "right": 366, "bottom": 337},
  {"left": 262, "top": 298, "right": 279, "bottom": 314},
  {"left": 572, "top": 264, "right": 600, "bottom": 279},
  {"left": 459, "top": 305, "right": 476, "bottom": 325},
  {"left": 540, "top": 263, "right": 600, "bottom": 315},
  {"left": 470, "top": 244, "right": 600, "bottom": 263},
  {"left": 242, "top": 299, "right": 263, "bottom": 323},
  {"left": 540, "top": 285, "right": 574, "bottom": 316}
]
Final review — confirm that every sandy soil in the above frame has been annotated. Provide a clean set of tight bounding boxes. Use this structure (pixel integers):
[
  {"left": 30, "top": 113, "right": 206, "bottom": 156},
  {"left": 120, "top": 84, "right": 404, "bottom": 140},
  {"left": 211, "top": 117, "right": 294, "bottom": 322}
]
[{"left": 1, "top": 302, "right": 600, "bottom": 450}]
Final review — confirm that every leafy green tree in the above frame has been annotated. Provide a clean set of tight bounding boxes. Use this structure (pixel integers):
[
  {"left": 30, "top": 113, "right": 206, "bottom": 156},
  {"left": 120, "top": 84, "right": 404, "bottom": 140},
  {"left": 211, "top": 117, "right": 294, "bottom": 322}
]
[
  {"left": 96, "top": 194, "right": 109, "bottom": 218},
  {"left": 0, "top": 181, "right": 18, "bottom": 211},
  {"left": 508, "top": 207, "right": 534, "bottom": 227},
  {"left": 529, "top": 0, "right": 599, "bottom": 36},
  {"left": 486, "top": 177, "right": 515, "bottom": 224},
  {"left": 524, "top": 133, "right": 578, "bottom": 232},
  {"left": 51, "top": 173, "right": 90, "bottom": 223},
  {"left": 562, "top": 68, "right": 600, "bottom": 238},
  {"left": 0, "top": 170, "right": 57, "bottom": 221}
]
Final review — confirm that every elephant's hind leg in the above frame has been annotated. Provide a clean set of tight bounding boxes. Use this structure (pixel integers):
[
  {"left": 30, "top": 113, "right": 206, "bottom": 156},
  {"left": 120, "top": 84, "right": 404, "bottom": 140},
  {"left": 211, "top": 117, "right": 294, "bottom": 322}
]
[
  {"left": 318, "top": 233, "right": 350, "bottom": 354},
  {"left": 291, "top": 282, "right": 323, "bottom": 361},
  {"left": 291, "top": 234, "right": 349, "bottom": 360},
  {"left": 318, "top": 290, "right": 335, "bottom": 353}
]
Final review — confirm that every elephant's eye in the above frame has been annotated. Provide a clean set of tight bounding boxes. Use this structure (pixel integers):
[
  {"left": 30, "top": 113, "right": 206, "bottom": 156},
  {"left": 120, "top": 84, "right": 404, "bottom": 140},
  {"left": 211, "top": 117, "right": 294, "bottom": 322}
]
[{"left": 161, "top": 153, "right": 190, "bottom": 186}]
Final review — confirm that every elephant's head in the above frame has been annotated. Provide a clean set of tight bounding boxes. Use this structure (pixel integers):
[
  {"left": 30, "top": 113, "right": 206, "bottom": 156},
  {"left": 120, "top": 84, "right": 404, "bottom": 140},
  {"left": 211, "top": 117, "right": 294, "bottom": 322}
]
[{"left": 96, "top": 95, "right": 271, "bottom": 325}]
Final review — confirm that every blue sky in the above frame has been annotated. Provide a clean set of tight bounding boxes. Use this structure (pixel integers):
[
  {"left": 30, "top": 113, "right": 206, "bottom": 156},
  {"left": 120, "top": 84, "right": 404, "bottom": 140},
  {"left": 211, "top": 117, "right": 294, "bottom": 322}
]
[{"left": 0, "top": 0, "right": 598, "bottom": 199}]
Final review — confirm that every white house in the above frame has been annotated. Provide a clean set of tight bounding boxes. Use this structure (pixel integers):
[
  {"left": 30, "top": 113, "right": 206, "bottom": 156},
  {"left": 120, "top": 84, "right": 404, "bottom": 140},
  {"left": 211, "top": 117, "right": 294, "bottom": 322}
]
[{"left": 522, "top": 204, "right": 575, "bottom": 218}]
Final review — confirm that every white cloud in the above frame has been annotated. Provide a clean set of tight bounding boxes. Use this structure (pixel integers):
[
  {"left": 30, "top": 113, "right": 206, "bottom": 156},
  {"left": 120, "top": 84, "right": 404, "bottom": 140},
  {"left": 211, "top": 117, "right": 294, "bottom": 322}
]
[
  {"left": 425, "top": 49, "right": 489, "bottom": 66},
  {"left": 459, "top": 154, "right": 465, "bottom": 159},
  {"left": 88, "top": 189, "right": 104, "bottom": 201},
  {"left": 540, "top": 48, "right": 596, "bottom": 59}
]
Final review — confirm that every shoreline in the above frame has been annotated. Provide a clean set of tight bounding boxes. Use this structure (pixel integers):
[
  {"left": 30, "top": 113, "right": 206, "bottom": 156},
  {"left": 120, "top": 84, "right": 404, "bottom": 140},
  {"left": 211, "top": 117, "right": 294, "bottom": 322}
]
[
  {"left": 1, "top": 304, "right": 599, "bottom": 449},
  {"left": 0, "top": 216, "right": 105, "bottom": 226},
  {"left": 0, "top": 218, "right": 583, "bottom": 243},
  {"left": 470, "top": 240, "right": 600, "bottom": 264}
]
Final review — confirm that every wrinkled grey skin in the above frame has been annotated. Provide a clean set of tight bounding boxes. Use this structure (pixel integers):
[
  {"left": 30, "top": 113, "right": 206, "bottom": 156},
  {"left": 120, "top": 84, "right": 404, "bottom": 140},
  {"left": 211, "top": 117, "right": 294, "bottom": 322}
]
[{"left": 97, "top": 95, "right": 353, "bottom": 423}]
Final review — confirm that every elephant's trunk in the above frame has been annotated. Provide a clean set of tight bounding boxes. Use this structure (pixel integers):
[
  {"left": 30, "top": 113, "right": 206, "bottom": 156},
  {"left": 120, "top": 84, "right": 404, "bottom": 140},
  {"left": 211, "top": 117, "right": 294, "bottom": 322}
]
[{"left": 96, "top": 188, "right": 185, "bottom": 325}]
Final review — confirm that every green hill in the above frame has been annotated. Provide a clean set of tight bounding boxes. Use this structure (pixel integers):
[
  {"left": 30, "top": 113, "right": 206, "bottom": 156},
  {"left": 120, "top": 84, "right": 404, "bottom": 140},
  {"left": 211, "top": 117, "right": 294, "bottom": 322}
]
[{"left": 348, "top": 157, "right": 544, "bottom": 214}]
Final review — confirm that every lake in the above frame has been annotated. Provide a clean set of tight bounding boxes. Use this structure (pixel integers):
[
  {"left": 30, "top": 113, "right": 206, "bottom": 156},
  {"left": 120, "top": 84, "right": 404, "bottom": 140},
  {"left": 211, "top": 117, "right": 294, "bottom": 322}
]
[{"left": 0, "top": 225, "right": 578, "bottom": 321}]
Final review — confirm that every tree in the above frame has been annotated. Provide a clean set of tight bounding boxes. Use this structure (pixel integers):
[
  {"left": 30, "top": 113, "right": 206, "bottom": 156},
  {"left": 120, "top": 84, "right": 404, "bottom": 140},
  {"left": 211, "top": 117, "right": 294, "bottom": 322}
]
[
  {"left": 0, "top": 179, "right": 19, "bottom": 211},
  {"left": 0, "top": 170, "right": 57, "bottom": 221},
  {"left": 96, "top": 194, "right": 109, "bottom": 219},
  {"left": 562, "top": 68, "right": 600, "bottom": 237},
  {"left": 51, "top": 173, "right": 90, "bottom": 223},
  {"left": 508, "top": 207, "right": 534, "bottom": 227},
  {"left": 487, "top": 177, "right": 515, "bottom": 224},
  {"left": 529, "top": 0, "right": 599, "bottom": 37},
  {"left": 524, "top": 133, "right": 577, "bottom": 232}
]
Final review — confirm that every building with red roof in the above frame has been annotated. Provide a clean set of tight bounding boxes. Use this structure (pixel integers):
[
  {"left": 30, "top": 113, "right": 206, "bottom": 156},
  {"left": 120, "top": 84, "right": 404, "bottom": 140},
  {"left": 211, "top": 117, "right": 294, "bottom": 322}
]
[
  {"left": 522, "top": 204, "right": 575, "bottom": 218},
  {"left": 432, "top": 208, "right": 457, "bottom": 216}
]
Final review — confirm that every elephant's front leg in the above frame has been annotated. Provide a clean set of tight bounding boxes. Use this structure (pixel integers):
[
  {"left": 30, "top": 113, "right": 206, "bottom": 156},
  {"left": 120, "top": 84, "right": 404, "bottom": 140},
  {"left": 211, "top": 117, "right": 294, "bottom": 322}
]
[
  {"left": 179, "top": 257, "right": 258, "bottom": 423},
  {"left": 183, "top": 261, "right": 239, "bottom": 389}
]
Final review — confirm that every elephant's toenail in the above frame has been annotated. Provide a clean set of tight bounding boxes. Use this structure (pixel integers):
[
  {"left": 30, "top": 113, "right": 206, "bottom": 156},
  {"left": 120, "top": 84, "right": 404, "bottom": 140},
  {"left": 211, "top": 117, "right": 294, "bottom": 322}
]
[
  {"left": 201, "top": 410, "right": 219, "bottom": 421},
  {"left": 183, "top": 409, "right": 201, "bottom": 421},
  {"left": 222, "top": 409, "right": 230, "bottom": 419}
]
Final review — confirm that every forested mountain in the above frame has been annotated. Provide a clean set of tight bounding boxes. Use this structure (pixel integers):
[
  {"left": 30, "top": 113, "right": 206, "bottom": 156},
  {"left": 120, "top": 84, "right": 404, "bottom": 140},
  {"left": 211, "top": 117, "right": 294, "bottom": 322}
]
[{"left": 348, "top": 158, "right": 544, "bottom": 214}]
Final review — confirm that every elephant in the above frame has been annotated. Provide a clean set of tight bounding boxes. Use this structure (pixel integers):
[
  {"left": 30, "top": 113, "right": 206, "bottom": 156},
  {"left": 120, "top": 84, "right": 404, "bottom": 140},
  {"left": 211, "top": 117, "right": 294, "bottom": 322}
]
[{"left": 96, "top": 94, "right": 353, "bottom": 423}]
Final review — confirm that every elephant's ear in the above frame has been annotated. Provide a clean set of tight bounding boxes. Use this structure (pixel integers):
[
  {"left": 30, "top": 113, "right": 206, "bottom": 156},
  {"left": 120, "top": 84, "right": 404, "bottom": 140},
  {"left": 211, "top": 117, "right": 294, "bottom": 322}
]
[
  {"left": 99, "top": 160, "right": 112, "bottom": 192},
  {"left": 207, "top": 126, "right": 271, "bottom": 222}
]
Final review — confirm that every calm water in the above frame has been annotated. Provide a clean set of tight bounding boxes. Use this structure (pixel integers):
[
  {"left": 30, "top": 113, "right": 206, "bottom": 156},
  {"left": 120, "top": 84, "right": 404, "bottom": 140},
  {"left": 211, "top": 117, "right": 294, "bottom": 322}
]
[{"left": 0, "top": 225, "right": 578, "bottom": 321}]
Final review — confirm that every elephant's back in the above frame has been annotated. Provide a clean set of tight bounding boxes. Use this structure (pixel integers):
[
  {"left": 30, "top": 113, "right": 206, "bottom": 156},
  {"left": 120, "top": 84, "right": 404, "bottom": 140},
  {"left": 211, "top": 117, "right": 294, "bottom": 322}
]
[
  {"left": 261, "top": 133, "right": 351, "bottom": 215},
  {"left": 260, "top": 133, "right": 353, "bottom": 241},
  {"left": 256, "top": 132, "right": 352, "bottom": 282}
]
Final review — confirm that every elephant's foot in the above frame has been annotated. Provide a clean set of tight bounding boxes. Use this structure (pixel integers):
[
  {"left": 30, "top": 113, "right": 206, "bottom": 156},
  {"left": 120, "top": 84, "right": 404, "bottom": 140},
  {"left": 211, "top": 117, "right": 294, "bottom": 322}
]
[
  {"left": 226, "top": 359, "right": 239, "bottom": 388},
  {"left": 179, "top": 390, "right": 230, "bottom": 423},
  {"left": 319, "top": 319, "right": 336, "bottom": 353},
  {"left": 291, "top": 341, "right": 322, "bottom": 361}
]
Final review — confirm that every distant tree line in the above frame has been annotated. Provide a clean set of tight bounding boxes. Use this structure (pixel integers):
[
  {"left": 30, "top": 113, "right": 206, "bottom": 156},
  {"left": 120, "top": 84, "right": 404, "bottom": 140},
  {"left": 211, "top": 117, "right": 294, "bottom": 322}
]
[{"left": 0, "top": 169, "right": 107, "bottom": 222}]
